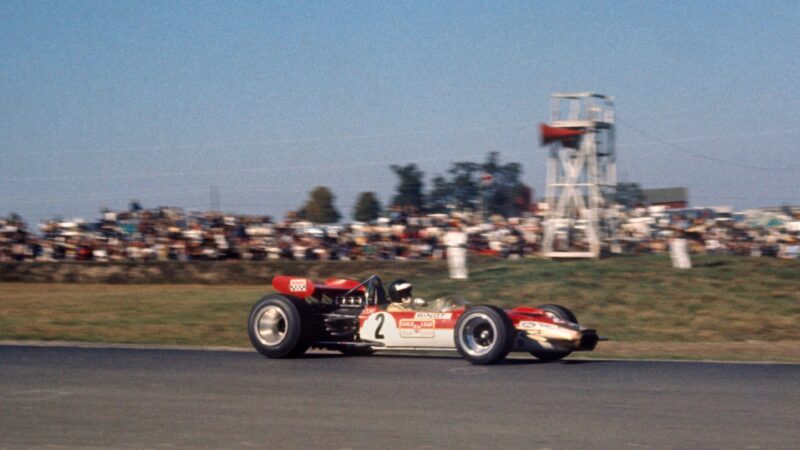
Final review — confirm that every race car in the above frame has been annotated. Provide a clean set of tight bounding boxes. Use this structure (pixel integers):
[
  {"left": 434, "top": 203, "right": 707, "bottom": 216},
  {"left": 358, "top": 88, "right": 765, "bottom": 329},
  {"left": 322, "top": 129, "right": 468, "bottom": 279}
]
[{"left": 247, "top": 275, "right": 603, "bottom": 365}]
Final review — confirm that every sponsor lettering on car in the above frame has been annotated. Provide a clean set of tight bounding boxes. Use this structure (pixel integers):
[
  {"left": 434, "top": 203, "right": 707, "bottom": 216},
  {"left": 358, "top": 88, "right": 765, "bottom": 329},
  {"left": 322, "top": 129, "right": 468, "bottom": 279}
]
[
  {"left": 518, "top": 321, "right": 559, "bottom": 330},
  {"left": 398, "top": 319, "right": 436, "bottom": 338},
  {"left": 289, "top": 279, "right": 307, "bottom": 292},
  {"left": 414, "top": 312, "right": 452, "bottom": 320}
]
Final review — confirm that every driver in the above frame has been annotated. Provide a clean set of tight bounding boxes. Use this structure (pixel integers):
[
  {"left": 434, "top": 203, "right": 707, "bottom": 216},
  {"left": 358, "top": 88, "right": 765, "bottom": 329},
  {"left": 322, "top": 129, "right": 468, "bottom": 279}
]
[{"left": 387, "top": 279, "right": 417, "bottom": 311}]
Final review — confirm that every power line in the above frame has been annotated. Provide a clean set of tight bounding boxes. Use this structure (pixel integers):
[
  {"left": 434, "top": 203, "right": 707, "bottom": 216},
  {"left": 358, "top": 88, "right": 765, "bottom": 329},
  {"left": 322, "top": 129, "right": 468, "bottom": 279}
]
[
  {"left": 1, "top": 184, "right": 399, "bottom": 204},
  {"left": 619, "top": 119, "right": 800, "bottom": 171},
  {"left": 18, "top": 123, "right": 531, "bottom": 156},
  {"left": 1, "top": 152, "right": 497, "bottom": 183},
  {"left": 6, "top": 120, "right": 800, "bottom": 183},
  {"left": 618, "top": 128, "right": 800, "bottom": 148}
]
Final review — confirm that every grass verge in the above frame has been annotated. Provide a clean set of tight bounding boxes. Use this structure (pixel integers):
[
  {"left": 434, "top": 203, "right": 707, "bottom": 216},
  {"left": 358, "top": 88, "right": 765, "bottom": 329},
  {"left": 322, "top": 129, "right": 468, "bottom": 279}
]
[{"left": 1, "top": 254, "right": 799, "bottom": 361}]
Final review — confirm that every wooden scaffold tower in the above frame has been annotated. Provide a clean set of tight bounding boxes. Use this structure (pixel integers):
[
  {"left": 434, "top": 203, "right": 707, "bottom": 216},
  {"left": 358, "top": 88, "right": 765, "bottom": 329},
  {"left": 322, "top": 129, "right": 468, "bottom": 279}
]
[{"left": 540, "top": 92, "right": 617, "bottom": 258}]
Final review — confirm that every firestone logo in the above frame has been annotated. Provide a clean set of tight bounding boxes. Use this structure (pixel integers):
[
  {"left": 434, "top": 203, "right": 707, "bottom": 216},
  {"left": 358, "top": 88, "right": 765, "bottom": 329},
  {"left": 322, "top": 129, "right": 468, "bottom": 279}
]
[{"left": 519, "top": 321, "right": 558, "bottom": 330}]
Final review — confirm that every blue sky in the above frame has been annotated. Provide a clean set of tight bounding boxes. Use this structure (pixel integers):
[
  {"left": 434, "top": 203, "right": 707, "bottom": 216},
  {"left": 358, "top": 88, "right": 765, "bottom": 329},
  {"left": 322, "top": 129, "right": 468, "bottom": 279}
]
[{"left": 2, "top": 0, "right": 799, "bottom": 224}]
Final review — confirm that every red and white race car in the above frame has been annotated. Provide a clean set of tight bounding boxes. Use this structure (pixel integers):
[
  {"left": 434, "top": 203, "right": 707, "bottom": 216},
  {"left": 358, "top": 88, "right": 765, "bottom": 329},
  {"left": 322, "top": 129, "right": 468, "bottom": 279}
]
[{"left": 247, "top": 275, "right": 603, "bottom": 365}]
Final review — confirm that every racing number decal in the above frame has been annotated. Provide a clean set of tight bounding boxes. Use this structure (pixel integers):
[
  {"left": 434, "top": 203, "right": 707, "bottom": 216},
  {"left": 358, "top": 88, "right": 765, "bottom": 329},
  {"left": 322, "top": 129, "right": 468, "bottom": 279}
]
[{"left": 374, "top": 313, "right": 386, "bottom": 339}]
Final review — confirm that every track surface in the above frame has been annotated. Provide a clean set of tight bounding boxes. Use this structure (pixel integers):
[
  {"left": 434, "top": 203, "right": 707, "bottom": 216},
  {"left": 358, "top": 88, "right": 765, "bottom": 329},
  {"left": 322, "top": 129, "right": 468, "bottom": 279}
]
[{"left": 1, "top": 346, "right": 799, "bottom": 449}]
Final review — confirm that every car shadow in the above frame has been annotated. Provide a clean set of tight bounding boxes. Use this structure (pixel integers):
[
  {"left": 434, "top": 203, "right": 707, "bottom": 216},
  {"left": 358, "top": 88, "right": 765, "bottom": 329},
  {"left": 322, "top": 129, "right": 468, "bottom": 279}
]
[
  {"left": 294, "top": 351, "right": 611, "bottom": 365},
  {"left": 497, "top": 358, "right": 609, "bottom": 366},
  {"left": 293, "top": 353, "right": 344, "bottom": 359}
]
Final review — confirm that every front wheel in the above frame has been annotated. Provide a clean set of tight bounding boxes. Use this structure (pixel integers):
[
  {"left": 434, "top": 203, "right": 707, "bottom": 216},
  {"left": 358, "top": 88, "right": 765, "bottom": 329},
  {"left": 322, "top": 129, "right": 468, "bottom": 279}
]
[
  {"left": 248, "top": 294, "right": 313, "bottom": 358},
  {"left": 530, "top": 304, "right": 577, "bottom": 361},
  {"left": 454, "top": 305, "right": 515, "bottom": 365}
]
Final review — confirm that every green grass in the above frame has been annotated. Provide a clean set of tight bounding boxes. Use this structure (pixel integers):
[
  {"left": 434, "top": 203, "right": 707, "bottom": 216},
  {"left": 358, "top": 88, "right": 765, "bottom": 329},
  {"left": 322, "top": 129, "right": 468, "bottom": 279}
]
[
  {"left": 1, "top": 255, "right": 799, "bottom": 360},
  {"left": 413, "top": 254, "right": 800, "bottom": 343}
]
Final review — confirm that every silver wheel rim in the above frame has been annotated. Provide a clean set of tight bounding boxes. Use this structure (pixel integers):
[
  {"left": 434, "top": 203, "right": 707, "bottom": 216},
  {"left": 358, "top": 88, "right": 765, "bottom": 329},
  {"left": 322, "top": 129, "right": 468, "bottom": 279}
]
[
  {"left": 255, "top": 305, "right": 288, "bottom": 346},
  {"left": 458, "top": 313, "right": 497, "bottom": 357}
]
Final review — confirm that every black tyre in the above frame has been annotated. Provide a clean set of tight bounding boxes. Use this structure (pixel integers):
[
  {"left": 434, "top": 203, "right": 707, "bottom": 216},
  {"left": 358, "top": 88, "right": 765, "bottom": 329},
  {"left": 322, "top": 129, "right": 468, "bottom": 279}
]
[
  {"left": 454, "top": 305, "right": 515, "bottom": 365},
  {"left": 530, "top": 304, "right": 577, "bottom": 361},
  {"left": 538, "top": 304, "right": 578, "bottom": 324},
  {"left": 248, "top": 294, "right": 313, "bottom": 358},
  {"left": 337, "top": 346, "right": 375, "bottom": 356}
]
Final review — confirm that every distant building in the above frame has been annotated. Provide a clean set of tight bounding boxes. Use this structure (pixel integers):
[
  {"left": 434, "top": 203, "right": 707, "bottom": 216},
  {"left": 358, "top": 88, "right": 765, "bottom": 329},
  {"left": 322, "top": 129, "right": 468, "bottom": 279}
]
[{"left": 641, "top": 187, "right": 688, "bottom": 209}]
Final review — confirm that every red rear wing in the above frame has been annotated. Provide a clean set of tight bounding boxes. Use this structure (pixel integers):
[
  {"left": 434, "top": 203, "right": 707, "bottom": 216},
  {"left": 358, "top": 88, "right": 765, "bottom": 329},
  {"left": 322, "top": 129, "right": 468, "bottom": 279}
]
[
  {"left": 272, "top": 276, "right": 316, "bottom": 297},
  {"left": 272, "top": 276, "right": 365, "bottom": 298},
  {"left": 323, "top": 278, "right": 363, "bottom": 291}
]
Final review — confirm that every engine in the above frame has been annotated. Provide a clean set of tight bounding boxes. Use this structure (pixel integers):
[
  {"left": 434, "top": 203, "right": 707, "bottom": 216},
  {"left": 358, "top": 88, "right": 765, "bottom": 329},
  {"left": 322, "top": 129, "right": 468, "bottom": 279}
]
[{"left": 319, "top": 293, "right": 366, "bottom": 339}]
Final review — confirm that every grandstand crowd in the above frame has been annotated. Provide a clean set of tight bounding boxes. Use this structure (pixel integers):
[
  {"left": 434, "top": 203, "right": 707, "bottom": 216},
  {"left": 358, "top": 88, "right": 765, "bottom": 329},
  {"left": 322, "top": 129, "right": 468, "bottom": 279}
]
[{"left": 1, "top": 204, "right": 799, "bottom": 262}]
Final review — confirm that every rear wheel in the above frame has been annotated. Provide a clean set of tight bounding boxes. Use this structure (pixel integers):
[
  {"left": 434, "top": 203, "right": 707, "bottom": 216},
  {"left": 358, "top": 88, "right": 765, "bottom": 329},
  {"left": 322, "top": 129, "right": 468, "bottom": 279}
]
[
  {"left": 248, "top": 294, "right": 313, "bottom": 358},
  {"left": 454, "top": 305, "right": 515, "bottom": 365},
  {"left": 530, "top": 304, "right": 576, "bottom": 361}
]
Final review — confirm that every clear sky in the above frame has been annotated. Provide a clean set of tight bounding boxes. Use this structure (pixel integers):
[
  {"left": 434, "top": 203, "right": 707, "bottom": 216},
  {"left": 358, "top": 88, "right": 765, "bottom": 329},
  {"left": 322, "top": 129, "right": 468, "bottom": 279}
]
[{"left": 2, "top": 0, "right": 799, "bottom": 225}]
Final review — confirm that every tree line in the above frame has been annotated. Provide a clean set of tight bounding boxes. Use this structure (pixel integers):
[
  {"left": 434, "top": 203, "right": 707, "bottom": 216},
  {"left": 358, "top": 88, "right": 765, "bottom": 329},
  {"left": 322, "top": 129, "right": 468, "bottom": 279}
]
[{"left": 295, "top": 152, "right": 532, "bottom": 223}]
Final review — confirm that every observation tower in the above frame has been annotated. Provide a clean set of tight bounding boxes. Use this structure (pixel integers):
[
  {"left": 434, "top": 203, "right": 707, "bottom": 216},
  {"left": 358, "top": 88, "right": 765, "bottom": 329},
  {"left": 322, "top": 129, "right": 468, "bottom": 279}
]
[{"left": 539, "top": 92, "right": 617, "bottom": 258}]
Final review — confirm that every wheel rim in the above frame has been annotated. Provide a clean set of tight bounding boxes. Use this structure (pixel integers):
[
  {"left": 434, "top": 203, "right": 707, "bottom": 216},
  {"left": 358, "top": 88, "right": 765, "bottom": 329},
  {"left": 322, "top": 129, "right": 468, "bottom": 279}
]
[
  {"left": 458, "top": 313, "right": 498, "bottom": 357},
  {"left": 255, "top": 305, "right": 288, "bottom": 346}
]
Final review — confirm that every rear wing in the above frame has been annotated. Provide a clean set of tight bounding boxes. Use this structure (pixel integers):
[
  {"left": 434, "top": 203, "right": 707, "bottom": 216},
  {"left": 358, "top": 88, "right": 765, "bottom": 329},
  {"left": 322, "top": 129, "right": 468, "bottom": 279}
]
[
  {"left": 272, "top": 276, "right": 316, "bottom": 297},
  {"left": 271, "top": 275, "right": 384, "bottom": 305}
]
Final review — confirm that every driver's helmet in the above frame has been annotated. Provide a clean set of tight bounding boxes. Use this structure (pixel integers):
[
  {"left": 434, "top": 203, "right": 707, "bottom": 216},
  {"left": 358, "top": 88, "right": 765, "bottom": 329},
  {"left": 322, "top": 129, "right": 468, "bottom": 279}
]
[{"left": 388, "top": 279, "right": 413, "bottom": 303}]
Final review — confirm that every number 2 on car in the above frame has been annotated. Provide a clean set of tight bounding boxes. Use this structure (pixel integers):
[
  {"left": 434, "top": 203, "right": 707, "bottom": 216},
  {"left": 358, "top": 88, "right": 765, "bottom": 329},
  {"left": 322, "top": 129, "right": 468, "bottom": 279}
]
[{"left": 361, "top": 312, "right": 401, "bottom": 343}]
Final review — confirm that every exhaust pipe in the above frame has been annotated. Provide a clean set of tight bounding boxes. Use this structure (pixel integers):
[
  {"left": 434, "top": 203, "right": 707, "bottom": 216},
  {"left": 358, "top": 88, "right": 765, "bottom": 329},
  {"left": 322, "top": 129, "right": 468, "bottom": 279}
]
[{"left": 579, "top": 330, "right": 599, "bottom": 351}]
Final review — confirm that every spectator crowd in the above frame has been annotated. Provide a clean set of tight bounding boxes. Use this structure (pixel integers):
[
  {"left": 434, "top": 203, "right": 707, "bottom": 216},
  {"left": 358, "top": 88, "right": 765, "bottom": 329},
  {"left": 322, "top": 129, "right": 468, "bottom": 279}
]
[{"left": 1, "top": 204, "right": 799, "bottom": 262}]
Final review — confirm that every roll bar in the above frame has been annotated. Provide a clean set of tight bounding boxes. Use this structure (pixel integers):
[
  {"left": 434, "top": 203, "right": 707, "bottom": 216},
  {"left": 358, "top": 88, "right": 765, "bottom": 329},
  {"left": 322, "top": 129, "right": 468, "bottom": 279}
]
[{"left": 341, "top": 275, "right": 385, "bottom": 306}]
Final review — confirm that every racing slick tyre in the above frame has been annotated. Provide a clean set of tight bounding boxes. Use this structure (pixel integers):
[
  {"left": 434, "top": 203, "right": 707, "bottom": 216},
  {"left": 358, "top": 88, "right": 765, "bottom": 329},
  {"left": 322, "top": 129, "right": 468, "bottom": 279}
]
[
  {"left": 454, "top": 305, "right": 515, "bottom": 365},
  {"left": 248, "top": 294, "right": 313, "bottom": 358},
  {"left": 530, "top": 304, "right": 577, "bottom": 361}
]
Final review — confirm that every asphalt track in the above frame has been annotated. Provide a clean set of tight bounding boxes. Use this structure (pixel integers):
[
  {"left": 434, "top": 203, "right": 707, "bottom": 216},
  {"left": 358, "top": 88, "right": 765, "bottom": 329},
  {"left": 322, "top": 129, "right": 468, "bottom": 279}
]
[{"left": 1, "top": 345, "right": 799, "bottom": 449}]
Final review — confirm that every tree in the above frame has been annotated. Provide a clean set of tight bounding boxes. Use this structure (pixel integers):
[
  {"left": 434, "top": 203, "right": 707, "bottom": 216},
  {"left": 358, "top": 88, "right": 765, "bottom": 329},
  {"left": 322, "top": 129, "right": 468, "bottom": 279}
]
[
  {"left": 5, "top": 212, "right": 24, "bottom": 226},
  {"left": 480, "top": 152, "right": 525, "bottom": 216},
  {"left": 448, "top": 162, "right": 481, "bottom": 211},
  {"left": 390, "top": 164, "right": 425, "bottom": 212},
  {"left": 511, "top": 184, "right": 533, "bottom": 214},
  {"left": 425, "top": 152, "right": 527, "bottom": 217},
  {"left": 298, "top": 186, "right": 341, "bottom": 223},
  {"left": 426, "top": 175, "right": 453, "bottom": 213},
  {"left": 352, "top": 192, "right": 382, "bottom": 222},
  {"left": 616, "top": 182, "right": 645, "bottom": 209}
]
